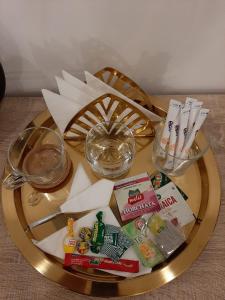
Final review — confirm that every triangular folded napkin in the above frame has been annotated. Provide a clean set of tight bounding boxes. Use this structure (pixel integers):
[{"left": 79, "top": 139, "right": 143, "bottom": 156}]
[
  {"left": 60, "top": 178, "right": 114, "bottom": 213},
  {"left": 62, "top": 70, "right": 100, "bottom": 98},
  {"left": 42, "top": 70, "right": 161, "bottom": 134},
  {"left": 42, "top": 89, "right": 82, "bottom": 133},
  {"left": 28, "top": 164, "right": 113, "bottom": 229},
  {"left": 69, "top": 163, "right": 92, "bottom": 196}
]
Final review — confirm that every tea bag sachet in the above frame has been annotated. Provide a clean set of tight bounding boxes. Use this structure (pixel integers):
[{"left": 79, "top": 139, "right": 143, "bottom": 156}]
[
  {"left": 146, "top": 213, "right": 185, "bottom": 258},
  {"left": 122, "top": 216, "right": 164, "bottom": 268}
]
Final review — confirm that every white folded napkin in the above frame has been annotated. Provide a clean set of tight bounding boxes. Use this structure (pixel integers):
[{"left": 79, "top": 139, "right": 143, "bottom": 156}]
[
  {"left": 33, "top": 206, "right": 152, "bottom": 277},
  {"left": 68, "top": 163, "right": 92, "bottom": 197},
  {"left": 43, "top": 70, "right": 161, "bottom": 135},
  {"left": 28, "top": 164, "right": 114, "bottom": 229},
  {"left": 55, "top": 76, "right": 93, "bottom": 106},
  {"left": 60, "top": 178, "right": 114, "bottom": 213},
  {"left": 84, "top": 71, "right": 162, "bottom": 122},
  {"left": 62, "top": 70, "right": 100, "bottom": 99},
  {"left": 42, "top": 89, "right": 82, "bottom": 133}
]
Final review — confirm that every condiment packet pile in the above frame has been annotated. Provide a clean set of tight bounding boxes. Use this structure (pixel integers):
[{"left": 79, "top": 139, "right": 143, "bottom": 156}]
[
  {"left": 63, "top": 211, "right": 137, "bottom": 273},
  {"left": 159, "top": 98, "right": 209, "bottom": 171},
  {"left": 113, "top": 171, "right": 195, "bottom": 270},
  {"left": 122, "top": 212, "right": 185, "bottom": 267}
]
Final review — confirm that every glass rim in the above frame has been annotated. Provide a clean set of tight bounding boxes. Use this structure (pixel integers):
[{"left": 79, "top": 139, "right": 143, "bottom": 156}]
[
  {"left": 154, "top": 121, "right": 210, "bottom": 162},
  {"left": 7, "top": 126, "right": 65, "bottom": 178},
  {"left": 86, "top": 121, "right": 135, "bottom": 140}
]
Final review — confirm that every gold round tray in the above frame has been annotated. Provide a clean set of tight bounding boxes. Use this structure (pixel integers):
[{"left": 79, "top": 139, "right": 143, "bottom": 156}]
[{"left": 1, "top": 98, "right": 221, "bottom": 298}]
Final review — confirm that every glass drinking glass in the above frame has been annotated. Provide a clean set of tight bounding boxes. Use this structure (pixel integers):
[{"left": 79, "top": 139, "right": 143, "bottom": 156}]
[
  {"left": 152, "top": 122, "right": 210, "bottom": 176},
  {"left": 85, "top": 121, "right": 136, "bottom": 179},
  {"left": 2, "top": 127, "right": 71, "bottom": 190}
]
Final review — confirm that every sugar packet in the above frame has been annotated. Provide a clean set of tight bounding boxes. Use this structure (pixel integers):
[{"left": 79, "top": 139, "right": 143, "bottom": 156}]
[
  {"left": 175, "top": 103, "right": 190, "bottom": 160},
  {"left": 186, "top": 98, "right": 203, "bottom": 139},
  {"left": 159, "top": 99, "right": 181, "bottom": 157},
  {"left": 163, "top": 113, "right": 180, "bottom": 169},
  {"left": 180, "top": 108, "right": 209, "bottom": 160}
]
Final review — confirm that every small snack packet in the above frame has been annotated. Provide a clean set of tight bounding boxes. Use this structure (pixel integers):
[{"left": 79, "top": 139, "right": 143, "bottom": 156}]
[
  {"left": 79, "top": 227, "right": 92, "bottom": 241},
  {"left": 90, "top": 211, "right": 105, "bottom": 253},
  {"left": 64, "top": 254, "right": 139, "bottom": 273},
  {"left": 63, "top": 218, "right": 76, "bottom": 254},
  {"left": 99, "top": 225, "right": 132, "bottom": 262},
  {"left": 114, "top": 172, "right": 160, "bottom": 222},
  {"left": 122, "top": 217, "right": 164, "bottom": 268},
  {"left": 76, "top": 241, "right": 89, "bottom": 254},
  {"left": 146, "top": 213, "right": 185, "bottom": 258},
  {"left": 104, "top": 224, "right": 119, "bottom": 246}
]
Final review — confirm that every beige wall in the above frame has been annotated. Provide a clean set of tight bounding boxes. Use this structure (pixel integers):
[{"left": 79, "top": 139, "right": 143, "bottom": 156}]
[{"left": 1, "top": 0, "right": 225, "bottom": 95}]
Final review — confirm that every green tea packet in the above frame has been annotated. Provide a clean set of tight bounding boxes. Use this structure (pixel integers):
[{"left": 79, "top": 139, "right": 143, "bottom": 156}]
[
  {"left": 122, "top": 217, "right": 164, "bottom": 268},
  {"left": 151, "top": 172, "right": 188, "bottom": 200}
]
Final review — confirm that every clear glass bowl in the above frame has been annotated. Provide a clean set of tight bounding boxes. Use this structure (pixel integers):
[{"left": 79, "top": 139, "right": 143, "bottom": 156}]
[
  {"left": 85, "top": 121, "right": 136, "bottom": 179},
  {"left": 152, "top": 121, "right": 210, "bottom": 176}
]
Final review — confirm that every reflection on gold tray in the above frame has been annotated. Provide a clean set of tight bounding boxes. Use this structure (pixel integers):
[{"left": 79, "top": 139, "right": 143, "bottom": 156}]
[{"left": 1, "top": 68, "right": 221, "bottom": 297}]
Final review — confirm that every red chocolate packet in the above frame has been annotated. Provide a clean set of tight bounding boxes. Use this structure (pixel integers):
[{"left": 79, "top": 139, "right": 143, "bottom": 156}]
[{"left": 64, "top": 253, "right": 139, "bottom": 273}]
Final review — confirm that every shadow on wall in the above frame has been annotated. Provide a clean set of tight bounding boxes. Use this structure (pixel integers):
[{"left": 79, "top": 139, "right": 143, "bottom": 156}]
[
  {"left": 134, "top": 51, "right": 171, "bottom": 95},
  {"left": 1, "top": 24, "right": 171, "bottom": 96},
  {"left": 29, "top": 37, "right": 132, "bottom": 91},
  {"left": 29, "top": 37, "right": 171, "bottom": 95},
  {"left": 0, "top": 21, "right": 49, "bottom": 96}
]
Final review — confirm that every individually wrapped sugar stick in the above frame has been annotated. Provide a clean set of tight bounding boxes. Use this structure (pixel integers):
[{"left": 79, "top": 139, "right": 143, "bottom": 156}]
[
  {"left": 179, "top": 108, "right": 209, "bottom": 160},
  {"left": 185, "top": 97, "right": 197, "bottom": 107},
  {"left": 163, "top": 113, "right": 180, "bottom": 170},
  {"left": 186, "top": 99, "right": 203, "bottom": 139},
  {"left": 173, "top": 104, "right": 190, "bottom": 168},
  {"left": 159, "top": 99, "right": 181, "bottom": 157}
]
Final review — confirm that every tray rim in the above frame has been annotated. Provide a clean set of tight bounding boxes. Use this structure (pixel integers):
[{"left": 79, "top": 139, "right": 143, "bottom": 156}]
[{"left": 1, "top": 101, "right": 221, "bottom": 297}]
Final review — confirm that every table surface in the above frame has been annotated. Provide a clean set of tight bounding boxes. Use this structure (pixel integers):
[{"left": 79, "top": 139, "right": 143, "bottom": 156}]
[{"left": 0, "top": 95, "right": 224, "bottom": 300}]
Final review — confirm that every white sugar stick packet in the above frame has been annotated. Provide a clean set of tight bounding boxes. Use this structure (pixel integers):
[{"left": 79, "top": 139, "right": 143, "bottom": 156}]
[
  {"left": 179, "top": 108, "right": 209, "bottom": 160},
  {"left": 159, "top": 99, "right": 181, "bottom": 157},
  {"left": 173, "top": 104, "right": 191, "bottom": 168},
  {"left": 186, "top": 97, "right": 197, "bottom": 107},
  {"left": 186, "top": 98, "right": 203, "bottom": 139},
  {"left": 163, "top": 113, "right": 180, "bottom": 169}
]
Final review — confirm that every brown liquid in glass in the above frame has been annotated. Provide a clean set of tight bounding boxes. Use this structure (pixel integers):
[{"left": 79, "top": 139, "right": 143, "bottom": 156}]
[{"left": 23, "top": 144, "right": 62, "bottom": 176}]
